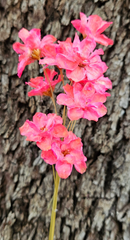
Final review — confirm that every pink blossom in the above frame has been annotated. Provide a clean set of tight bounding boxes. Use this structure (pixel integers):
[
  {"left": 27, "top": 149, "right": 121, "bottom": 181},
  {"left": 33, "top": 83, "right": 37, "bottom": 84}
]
[
  {"left": 57, "top": 82, "right": 107, "bottom": 121},
  {"left": 19, "top": 112, "right": 68, "bottom": 151},
  {"left": 40, "top": 35, "right": 107, "bottom": 82},
  {"left": 13, "top": 28, "right": 56, "bottom": 77},
  {"left": 54, "top": 34, "right": 108, "bottom": 82},
  {"left": 26, "top": 68, "right": 62, "bottom": 97},
  {"left": 80, "top": 75, "right": 112, "bottom": 94},
  {"left": 41, "top": 131, "right": 87, "bottom": 179},
  {"left": 71, "top": 13, "right": 113, "bottom": 46}
]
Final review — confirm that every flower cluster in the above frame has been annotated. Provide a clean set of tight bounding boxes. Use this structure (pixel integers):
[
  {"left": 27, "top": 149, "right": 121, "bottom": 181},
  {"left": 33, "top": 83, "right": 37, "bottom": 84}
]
[
  {"left": 26, "top": 68, "right": 62, "bottom": 97},
  {"left": 20, "top": 113, "right": 87, "bottom": 179},
  {"left": 13, "top": 13, "right": 113, "bottom": 178}
]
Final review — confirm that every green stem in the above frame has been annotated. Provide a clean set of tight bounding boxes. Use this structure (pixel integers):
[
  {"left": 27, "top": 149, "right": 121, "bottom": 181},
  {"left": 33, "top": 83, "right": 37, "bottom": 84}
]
[
  {"left": 49, "top": 172, "right": 60, "bottom": 240},
  {"left": 52, "top": 165, "right": 56, "bottom": 186}
]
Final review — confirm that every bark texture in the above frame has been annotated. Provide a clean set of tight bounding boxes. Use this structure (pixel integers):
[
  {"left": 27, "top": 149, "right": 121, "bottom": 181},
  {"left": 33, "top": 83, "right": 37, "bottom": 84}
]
[{"left": 0, "top": 0, "right": 130, "bottom": 239}]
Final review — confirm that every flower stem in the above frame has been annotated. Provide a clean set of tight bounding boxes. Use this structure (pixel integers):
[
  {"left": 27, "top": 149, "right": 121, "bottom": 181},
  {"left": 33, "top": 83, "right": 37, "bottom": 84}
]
[
  {"left": 52, "top": 165, "right": 56, "bottom": 186},
  {"left": 63, "top": 105, "right": 66, "bottom": 126},
  {"left": 49, "top": 172, "right": 60, "bottom": 240}
]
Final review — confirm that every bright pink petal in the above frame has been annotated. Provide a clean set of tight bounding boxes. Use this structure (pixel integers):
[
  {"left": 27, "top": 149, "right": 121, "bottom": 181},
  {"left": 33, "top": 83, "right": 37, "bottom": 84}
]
[
  {"left": 73, "top": 33, "right": 81, "bottom": 48},
  {"left": 51, "top": 141, "right": 64, "bottom": 160},
  {"left": 66, "top": 67, "right": 86, "bottom": 82},
  {"left": 41, "top": 149, "right": 57, "bottom": 165},
  {"left": 80, "top": 12, "right": 88, "bottom": 21},
  {"left": 41, "top": 44, "right": 57, "bottom": 58},
  {"left": 71, "top": 12, "right": 88, "bottom": 35},
  {"left": 69, "top": 138, "right": 82, "bottom": 150},
  {"left": 19, "top": 120, "right": 41, "bottom": 142},
  {"left": 57, "top": 93, "right": 74, "bottom": 107},
  {"left": 18, "top": 59, "right": 33, "bottom": 78},
  {"left": 63, "top": 155, "right": 75, "bottom": 164},
  {"left": 62, "top": 131, "right": 77, "bottom": 144},
  {"left": 80, "top": 37, "right": 96, "bottom": 57},
  {"left": 33, "top": 112, "right": 47, "bottom": 130},
  {"left": 28, "top": 89, "right": 43, "bottom": 97},
  {"left": 91, "top": 49, "right": 104, "bottom": 56},
  {"left": 29, "top": 29, "right": 41, "bottom": 40},
  {"left": 37, "top": 135, "right": 52, "bottom": 151},
  {"left": 83, "top": 82, "right": 95, "bottom": 97},
  {"left": 56, "top": 161, "right": 72, "bottom": 179},
  {"left": 71, "top": 19, "right": 85, "bottom": 34},
  {"left": 63, "top": 84, "right": 74, "bottom": 97},
  {"left": 91, "top": 93, "right": 107, "bottom": 103},
  {"left": 13, "top": 42, "right": 26, "bottom": 54},
  {"left": 39, "top": 57, "right": 56, "bottom": 66},
  {"left": 18, "top": 28, "right": 29, "bottom": 42},
  {"left": 26, "top": 77, "right": 43, "bottom": 88},
  {"left": 83, "top": 107, "right": 99, "bottom": 121},
  {"left": 25, "top": 31, "right": 41, "bottom": 49},
  {"left": 68, "top": 108, "right": 84, "bottom": 120},
  {"left": 87, "top": 15, "right": 103, "bottom": 33},
  {"left": 74, "top": 160, "right": 87, "bottom": 174},
  {"left": 94, "top": 34, "right": 114, "bottom": 46},
  {"left": 47, "top": 114, "right": 63, "bottom": 128},
  {"left": 51, "top": 125, "right": 68, "bottom": 138},
  {"left": 56, "top": 54, "right": 77, "bottom": 70},
  {"left": 93, "top": 76, "right": 112, "bottom": 93},
  {"left": 85, "top": 64, "right": 103, "bottom": 80},
  {"left": 41, "top": 35, "right": 56, "bottom": 46},
  {"left": 95, "top": 103, "right": 107, "bottom": 117}
]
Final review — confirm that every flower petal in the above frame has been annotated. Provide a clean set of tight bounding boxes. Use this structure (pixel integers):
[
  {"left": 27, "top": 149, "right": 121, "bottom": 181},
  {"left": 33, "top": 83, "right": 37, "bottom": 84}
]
[
  {"left": 56, "top": 161, "right": 72, "bottom": 179},
  {"left": 41, "top": 149, "right": 57, "bottom": 164}
]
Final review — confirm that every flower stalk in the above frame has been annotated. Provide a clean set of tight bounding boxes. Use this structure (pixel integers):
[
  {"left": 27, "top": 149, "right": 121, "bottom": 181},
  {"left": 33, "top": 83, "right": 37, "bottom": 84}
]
[{"left": 49, "top": 172, "right": 60, "bottom": 240}]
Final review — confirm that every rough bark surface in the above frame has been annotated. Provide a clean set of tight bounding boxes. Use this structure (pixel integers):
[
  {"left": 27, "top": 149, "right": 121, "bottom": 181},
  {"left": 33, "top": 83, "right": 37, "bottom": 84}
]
[{"left": 0, "top": 0, "right": 130, "bottom": 239}]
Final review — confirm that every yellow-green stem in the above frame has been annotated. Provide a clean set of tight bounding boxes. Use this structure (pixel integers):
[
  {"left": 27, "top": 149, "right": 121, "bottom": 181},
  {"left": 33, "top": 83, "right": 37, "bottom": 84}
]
[
  {"left": 67, "top": 120, "right": 72, "bottom": 130},
  {"left": 49, "top": 172, "right": 60, "bottom": 240},
  {"left": 52, "top": 165, "right": 56, "bottom": 186},
  {"left": 69, "top": 120, "right": 73, "bottom": 131},
  {"left": 71, "top": 120, "right": 76, "bottom": 132},
  {"left": 63, "top": 105, "right": 66, "bottom": 126}
]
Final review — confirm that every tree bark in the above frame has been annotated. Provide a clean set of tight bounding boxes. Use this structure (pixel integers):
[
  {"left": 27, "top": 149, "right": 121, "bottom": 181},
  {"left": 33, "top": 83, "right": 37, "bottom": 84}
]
[{"left": 0, "top": 0, "right": 130, "bottom": 239}]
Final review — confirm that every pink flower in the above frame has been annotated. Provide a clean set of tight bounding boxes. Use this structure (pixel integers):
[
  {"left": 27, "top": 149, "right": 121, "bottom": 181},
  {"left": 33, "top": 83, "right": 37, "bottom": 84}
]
[
  {"left": 41, "top": 131, "right": 87, "bottom": 179},
  {"left": 80, "top": 75, "right": 112, "bottom": 94},
  {"left": 26, "top": 68, "right": 62, "bottom": 97},
  {"left": 57, "top": 82, "right": 107, "bottom": 121},
  {"left": 13, "top": 28, "right": 56, "bottom": 77},
  {"left": 55, "top": 34, "right": 108, "bottom": 82},
  {"left": 19, "top": 112, "right": 68, "bottom": 151},
  {"left": 71, "top": 13, "right": 113, "bottom": 46}
]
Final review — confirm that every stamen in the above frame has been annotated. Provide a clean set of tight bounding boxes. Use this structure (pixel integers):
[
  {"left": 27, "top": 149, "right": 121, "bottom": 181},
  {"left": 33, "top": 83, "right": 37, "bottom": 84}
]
[
  {"left": 43, "top": 89, "right": 52, "bottom": 97},
  {"left": 78, "top": 62, "right": 86, "bottom": 68},
  {"left": 62, "top": 149, "right": 70, "bottom": 156},
  {"left": 32, "top": 49, "right": 41, "bottom": 60},
  {"left": 40, "top": 126, "right": 47, "bottom": 131}
]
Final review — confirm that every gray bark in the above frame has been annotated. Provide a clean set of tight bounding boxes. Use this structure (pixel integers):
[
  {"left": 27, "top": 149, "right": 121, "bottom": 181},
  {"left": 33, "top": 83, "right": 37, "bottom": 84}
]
[{"left": 0, "top": 0, "right": 130, "bottom": 239}]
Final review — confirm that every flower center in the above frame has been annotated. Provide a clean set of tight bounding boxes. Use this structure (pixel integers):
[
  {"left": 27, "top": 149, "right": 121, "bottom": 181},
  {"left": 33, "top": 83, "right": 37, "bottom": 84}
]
[
  {"left": 78, "top": 62, "right": 86, "bottom": 68},
  {"left": 42, "top": 89, "right": 52, "bottom": 97},
  {"left": 31, "top": 49, "right": 41, "bottom": 60},
  {"left": 83, "top": 33, "right": 87, "bottom": 39},
  {"left": 62, "top": 149, "right": 70, "bottom": 156},
  {"left": 40, "top": 126, "right": 47, "bottom": 131}
]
